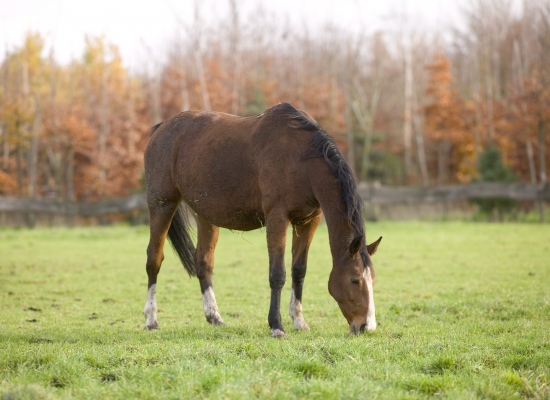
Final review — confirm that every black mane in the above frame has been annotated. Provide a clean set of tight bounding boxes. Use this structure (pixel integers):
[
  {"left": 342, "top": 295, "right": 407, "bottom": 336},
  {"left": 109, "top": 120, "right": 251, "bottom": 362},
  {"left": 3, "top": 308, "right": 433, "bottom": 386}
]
[
  {"left": 279, "top": 103, "right": 371, "bottom": 269},
  {"left": 307, "top": 130, "right": 366, "bottom": 237},
  {"left": 270, "top": 102, "right": 320, "bottom": 131}
]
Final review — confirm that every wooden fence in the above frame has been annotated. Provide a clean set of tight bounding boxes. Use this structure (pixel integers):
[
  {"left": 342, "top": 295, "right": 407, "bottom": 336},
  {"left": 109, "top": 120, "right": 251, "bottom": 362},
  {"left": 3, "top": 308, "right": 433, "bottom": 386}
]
[
  {"left": 1, "top": 183, "right": 548, "bottom": 226},
  {"left": 0, "top": 194, "right": 147, "bottom": 217},
  {"left": 357, "top": 182, "right": 550, "bottom": 204}
]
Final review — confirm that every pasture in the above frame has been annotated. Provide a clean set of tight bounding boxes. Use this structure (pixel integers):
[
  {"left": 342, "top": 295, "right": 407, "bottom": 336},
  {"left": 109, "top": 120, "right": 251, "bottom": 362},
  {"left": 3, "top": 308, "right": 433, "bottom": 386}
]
[{"left": 0, "top": 222, "right": 549, "bottom": 399}]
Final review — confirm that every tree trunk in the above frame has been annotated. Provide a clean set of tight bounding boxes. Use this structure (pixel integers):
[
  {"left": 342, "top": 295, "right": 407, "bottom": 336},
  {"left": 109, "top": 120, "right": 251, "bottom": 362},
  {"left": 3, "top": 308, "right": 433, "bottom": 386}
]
[
  {"left": 484, "top": 50, "right": 495, "bottom": 142},
  {"left": 45, "top": 146, "right": 61, "bottom": 196},
  {"left": 1, "top": 139, "right": 7, "bottom": 172},
  {"left": 328, "top": 59, "right": 338, "bottom": 133},
  {"left": 527, "top": 140, "right": 537, "bottom": 184},
  {"left": 0, "top": 124, "right": 6, "bottom": 172},
  {"left": 27, "top": 95, "right": 41, "bottom": 199},
  {"left": 1, "top": 54, "right": 7, "bottom": 172},
  {"left": 229, "top": 0, "right": 241, "bottom": 115},
  {"left": 513, "top": 40, "right": 525, "bottom": 93},
  {"left": 194, "top": 49, "right": 211, "bottom": 111},
  {"left": 351, "top": 101, "right": 371, "bottom": 181},
  {"left": 413, "top": 112, "right": 429, "bottom": 187},
  {"left": 538, "top": 119, "right": 547, "bottom": 223},
  {"left": 527, "top": 139, "right": 544, "bottom": 223},
  {"left": 231, "top": 53, "right": 241, "bottom": 115},
  {"left": 437, "top": 140, "right": 451, "bottom": 186},
  {"left": 66, "top": 142, "right": 74, "bottom": 200},
  {"left": 16, "top": 144, "right": 24, "bottom": 195},
  {"left": 99, "top": 63, "right": 110, "bottom": 199},
  {"left": 539, "top": 119, "right": 547, "bottom": 184},
  {"left": 471, "top": 51, "right": 482, "bottom": 155},
  {"left": 352, "top": 79, "right": 380, "bottom": 182},
  {"left": 344, "top": 97, "right": 355, "bottom": 174},
  {"left": 492, "top": 50, "right": 501, "bottom": 101},
  {"left": 179, "top": 57, "right": 190, "bottom": 111},
  {"left": 298, "top": 59, "right": 305, "bottom": 110},
  {"left": 151, "top": 77, "right": 162, "bottom": 124},
  {"left": 26, "top": 115, "right": 38, "bottom": 228},
  {"left": 403, "top": 45, "right": 413, "bottom": 184},
  {"left": 411, "top": 77, "right": 429, "bottom": 187},
  {"left": 48, "top": 53, "right": 62, "bottom": 197},
  {"left": 66, "top": 142, "right": 75, "bottom": 226},
  {"left": 127, "top": 77, "right": 135, "bottom": 154}
]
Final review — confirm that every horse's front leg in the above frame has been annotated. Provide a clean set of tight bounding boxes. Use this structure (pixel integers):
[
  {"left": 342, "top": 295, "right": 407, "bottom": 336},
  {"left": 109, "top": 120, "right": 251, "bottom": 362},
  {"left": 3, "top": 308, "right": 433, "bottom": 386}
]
[
  {"left": 195, "top": 216, "right": 225, "bottom": 325},
  {"left": 265, "top": 211, "right": 290, "bottom": 337},
  {"left": 289, "top": 213, "right": 322, "bottom": 330}
]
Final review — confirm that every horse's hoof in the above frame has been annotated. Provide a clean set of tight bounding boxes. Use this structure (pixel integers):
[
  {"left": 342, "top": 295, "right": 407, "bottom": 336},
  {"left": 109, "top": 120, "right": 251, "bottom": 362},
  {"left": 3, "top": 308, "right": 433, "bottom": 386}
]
[
  {"left": 294, "top": 324, "right": 310, "bottom": 331},
  {"left": 293, "top": 320, "right": 310, "bottom": 331},
  {"left": 271, "top": 329, "right": 286, "bottom": 338},
  {"left": 144, "top": 322, "right": 159, "bottom": 330},
  {"left": 206, "top": 315, "right": 226, "bottom": 326}
]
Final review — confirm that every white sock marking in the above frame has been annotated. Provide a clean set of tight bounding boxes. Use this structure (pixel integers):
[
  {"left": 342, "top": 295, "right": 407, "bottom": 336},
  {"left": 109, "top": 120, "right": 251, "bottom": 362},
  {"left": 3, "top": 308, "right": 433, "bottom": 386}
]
[
  {"left": 271, "top": 329, "right": 286, "bottom": 338},
  {"left": 143, "top": 284, "right": 158, "bottom": 329},
  {"left": 289, "top": 288, "right": 309, "bottom": 330},
  {"left": 203, "top": 287, "right": 224, "bottom": 325}
]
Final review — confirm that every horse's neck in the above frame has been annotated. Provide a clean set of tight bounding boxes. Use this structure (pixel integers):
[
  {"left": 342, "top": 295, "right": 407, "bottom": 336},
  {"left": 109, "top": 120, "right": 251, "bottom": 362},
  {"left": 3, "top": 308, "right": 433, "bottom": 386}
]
[{"left": 315, "top": 186, "right": 355, "bottom": 262}]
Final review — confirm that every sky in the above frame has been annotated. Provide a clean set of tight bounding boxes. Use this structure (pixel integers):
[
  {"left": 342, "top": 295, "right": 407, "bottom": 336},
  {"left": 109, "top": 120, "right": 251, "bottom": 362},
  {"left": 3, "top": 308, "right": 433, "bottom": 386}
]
[{"left": 0, "top": 0, "right": 466, "bottom": 67}]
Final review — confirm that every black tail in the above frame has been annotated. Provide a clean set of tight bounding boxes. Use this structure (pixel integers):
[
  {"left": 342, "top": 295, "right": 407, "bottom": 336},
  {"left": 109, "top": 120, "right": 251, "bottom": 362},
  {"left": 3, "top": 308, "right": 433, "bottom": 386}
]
[{"left": 167, "top": 205, "right": 197, "bottom": 277}]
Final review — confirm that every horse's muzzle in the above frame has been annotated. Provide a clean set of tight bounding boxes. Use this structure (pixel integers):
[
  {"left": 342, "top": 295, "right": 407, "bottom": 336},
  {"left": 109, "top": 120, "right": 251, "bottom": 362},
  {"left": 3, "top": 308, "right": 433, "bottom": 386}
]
[{"left": 350, "top": 323, "right": 368, "bottom": 334}]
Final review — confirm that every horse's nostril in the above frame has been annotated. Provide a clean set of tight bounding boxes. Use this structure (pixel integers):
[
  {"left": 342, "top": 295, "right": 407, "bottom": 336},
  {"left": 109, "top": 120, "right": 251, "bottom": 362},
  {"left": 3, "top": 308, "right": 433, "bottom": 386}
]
[
  {"left": 351, "top": 325, "right": 357, "bottom": 334},
  {"left": 359, "top": 323, "right": 367, "bottom": 333}
]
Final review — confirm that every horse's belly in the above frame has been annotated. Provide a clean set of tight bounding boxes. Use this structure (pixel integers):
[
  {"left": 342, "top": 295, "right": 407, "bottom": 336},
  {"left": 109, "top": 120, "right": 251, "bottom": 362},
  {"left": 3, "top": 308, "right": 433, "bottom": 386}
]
[
  {"left": 183, "top": 189, "right": 265, "bottom": 231},
  {"left": 218, "top": 209, "right": 266, "bottom": 231},
  {"left": 191, "top": 206, "right": 265, "bottom": 231}
]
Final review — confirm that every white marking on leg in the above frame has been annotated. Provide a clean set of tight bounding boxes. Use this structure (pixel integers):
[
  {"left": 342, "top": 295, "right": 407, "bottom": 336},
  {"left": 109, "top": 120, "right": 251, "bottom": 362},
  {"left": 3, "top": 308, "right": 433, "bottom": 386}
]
[
  {"left": 289, "top": 288, "right": 310, "bottom": 330},
  {"left": 203, "top": 287, "right": 225, "bottom": 325},
  {"left": 364, "top": 268, "right": 376, "bottom": 332},
  {"left": 271, "top": 329, "right": 286, "bottom": 338},
  {"left": 143, "top": 284, "right": 159, "bottom": 329}
]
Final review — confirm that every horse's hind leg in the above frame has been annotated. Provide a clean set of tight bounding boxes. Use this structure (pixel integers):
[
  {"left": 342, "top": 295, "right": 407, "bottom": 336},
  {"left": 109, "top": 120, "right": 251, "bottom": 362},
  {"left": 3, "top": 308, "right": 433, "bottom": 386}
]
[
  {"left": 289, "top": 214, "right": 322, "bottom": 331},
  {"left": 195, "top": 216, "right": 224, "bottom": 325},
  {"left": 144, "top": 198, "right": 180, "bottom": 330}
]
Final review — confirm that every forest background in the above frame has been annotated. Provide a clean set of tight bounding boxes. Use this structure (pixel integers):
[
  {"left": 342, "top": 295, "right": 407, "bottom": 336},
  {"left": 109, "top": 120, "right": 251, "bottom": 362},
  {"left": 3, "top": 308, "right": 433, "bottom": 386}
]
[{"left": 0, "top": 0, "right": 549, "bottom": 204}]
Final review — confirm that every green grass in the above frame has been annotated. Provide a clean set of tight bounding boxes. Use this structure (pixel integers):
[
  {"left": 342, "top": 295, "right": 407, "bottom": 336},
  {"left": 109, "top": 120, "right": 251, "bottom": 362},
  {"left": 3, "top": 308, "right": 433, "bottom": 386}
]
[{"left": 0, "top": 222, "right": 549, "bottom": 399}]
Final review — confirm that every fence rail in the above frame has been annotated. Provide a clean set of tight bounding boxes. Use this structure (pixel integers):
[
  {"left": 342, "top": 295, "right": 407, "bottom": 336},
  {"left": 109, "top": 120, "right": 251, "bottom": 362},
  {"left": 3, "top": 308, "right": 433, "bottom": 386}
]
[
  {"left": 0, "top": 194, "right": 147, "bottom": 216},
  {"left": 357, "top": 182, "right": 550, "bottom": 204},
  {"left": 0, "top": 183, "right": 548, "bottom": 221}
]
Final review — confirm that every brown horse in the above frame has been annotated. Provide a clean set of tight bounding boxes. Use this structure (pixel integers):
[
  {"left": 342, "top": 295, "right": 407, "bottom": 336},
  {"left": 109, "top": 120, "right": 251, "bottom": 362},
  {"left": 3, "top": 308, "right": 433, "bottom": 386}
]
[{"left": 143, "top": 102, "right": 382, "bottom": 337}]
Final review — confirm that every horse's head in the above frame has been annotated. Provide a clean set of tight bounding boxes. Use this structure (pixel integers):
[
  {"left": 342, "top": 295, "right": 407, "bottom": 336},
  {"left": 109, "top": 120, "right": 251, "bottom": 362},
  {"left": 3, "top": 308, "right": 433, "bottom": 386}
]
[{"left": 328, "top": 236, "right": 382, "bottom": 334}]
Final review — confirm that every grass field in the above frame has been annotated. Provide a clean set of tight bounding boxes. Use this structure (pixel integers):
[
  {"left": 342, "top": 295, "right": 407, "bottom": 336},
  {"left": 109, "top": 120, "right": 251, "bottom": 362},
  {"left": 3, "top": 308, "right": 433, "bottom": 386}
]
[{"left": 0, "top": 222, "right": 549, "bottom": 399}]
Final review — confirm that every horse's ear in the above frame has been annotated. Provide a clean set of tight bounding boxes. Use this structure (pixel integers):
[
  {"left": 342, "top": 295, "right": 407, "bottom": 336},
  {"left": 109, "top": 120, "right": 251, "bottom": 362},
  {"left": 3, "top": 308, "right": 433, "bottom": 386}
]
[
  {"left": 349, "top": 235, "right": 363, "bottom": 256},
  {"left": 367, "top": 236, "right": 382, "bottom": 256}
]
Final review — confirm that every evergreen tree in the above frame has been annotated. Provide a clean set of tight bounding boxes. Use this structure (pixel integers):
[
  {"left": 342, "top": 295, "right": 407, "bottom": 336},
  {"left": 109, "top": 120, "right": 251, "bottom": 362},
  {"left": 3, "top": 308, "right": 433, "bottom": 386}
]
[{"left": 472, "top": 144, "right": 517, "bottom": 218}]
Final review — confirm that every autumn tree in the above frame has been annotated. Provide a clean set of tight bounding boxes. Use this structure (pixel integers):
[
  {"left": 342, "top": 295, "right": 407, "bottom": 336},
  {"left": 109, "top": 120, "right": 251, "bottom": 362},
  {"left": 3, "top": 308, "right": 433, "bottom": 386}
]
[
  {"left": 0, "top": 33, "right": 149, "bottom": 201},
  {"left": 1, "top": 0, "right": 550, "bottom": 207},
  {"left": 424, "top": 52, "right": 475, "bottom": 185}
]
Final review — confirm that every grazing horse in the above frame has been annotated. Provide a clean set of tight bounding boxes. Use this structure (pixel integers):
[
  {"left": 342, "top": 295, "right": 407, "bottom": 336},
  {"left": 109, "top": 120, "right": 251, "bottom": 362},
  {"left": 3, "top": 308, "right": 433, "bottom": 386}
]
[{"left": 143, "top": 102, "right": 382, "bottom": 336}]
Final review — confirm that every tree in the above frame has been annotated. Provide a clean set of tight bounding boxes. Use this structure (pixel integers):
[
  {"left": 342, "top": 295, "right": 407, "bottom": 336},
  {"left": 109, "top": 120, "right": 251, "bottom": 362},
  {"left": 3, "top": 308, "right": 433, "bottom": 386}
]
[
  {"left": 472, "top": 144, "right": 517, "bottom": 219},
  {"left": 424, "top": 52, "right": 475, "bottom": 185}
]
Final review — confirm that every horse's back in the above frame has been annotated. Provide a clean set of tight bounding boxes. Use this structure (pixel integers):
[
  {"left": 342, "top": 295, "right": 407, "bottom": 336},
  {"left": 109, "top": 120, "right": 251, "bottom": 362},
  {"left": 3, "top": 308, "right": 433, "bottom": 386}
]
[{"left": 145, "top": 105, "right": 321, "bottom": 230}]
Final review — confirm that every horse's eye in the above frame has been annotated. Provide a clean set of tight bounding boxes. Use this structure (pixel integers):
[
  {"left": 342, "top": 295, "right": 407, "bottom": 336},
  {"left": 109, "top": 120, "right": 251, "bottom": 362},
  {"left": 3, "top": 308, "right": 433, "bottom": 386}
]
[{"left": 350, "top": 277, "right": 360, "bottom": 285}]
